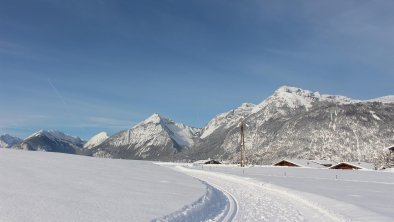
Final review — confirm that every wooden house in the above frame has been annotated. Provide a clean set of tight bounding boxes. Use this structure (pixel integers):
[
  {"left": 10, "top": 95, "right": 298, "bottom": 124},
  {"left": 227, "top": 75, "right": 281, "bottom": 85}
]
[
  {"left": 329, "top": 162, "right": 375, "bottom": 170},
  {"left": 272, "top": 159, "right": 325, "bottom": 168}
]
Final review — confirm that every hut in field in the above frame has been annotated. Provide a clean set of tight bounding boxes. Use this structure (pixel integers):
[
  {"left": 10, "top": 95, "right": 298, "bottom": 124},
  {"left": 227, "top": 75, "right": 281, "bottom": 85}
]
[
  {"left": 272, "top": 159, "right": 325, "bottom": 168},
  {"left": 329, "top": 162, "right": 375, "bottom": 170}
]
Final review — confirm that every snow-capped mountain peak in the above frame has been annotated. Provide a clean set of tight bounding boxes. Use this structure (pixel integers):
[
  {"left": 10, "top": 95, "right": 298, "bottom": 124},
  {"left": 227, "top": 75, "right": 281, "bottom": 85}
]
[
  {"left": 251, "top": 86, "right": 357, "bottom": 114},
  {"left": 13, "top": 130, "right": 84, "bottom": 154},
  {"left": 144, "top": 114, "right": 200, "bottom": 148},
  {"left": 0, "top": 134, "right": 22, "bottom": 148},
  {"left": 368, "top": 95, "right": 394, "bottom": 104},
  {"left": 26, "top": 130, "right": 83, "bottom": 145},
  {"left": 200, "top": 103, "right": 255, "bottom": 139},
  {"left": 143, "top": 113, "right": 162, "bottom": 125},
  {"left": 91, "top": 113, "right": 201, "bottom": 160},
  {"left": 84, "top": 132, "right": 109, "bottom": 149},
  {"left": 131, "top": 114, "right": 200, "bottom": 147}
]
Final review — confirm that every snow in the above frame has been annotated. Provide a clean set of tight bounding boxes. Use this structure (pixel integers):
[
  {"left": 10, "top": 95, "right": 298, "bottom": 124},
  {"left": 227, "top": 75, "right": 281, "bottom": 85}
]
[
  {"left": 370, "top": 111, "right": 382, "bottom": 121},
  {"left": 385, "top": 145, "right": 394, "bottom": 151},
  {"left": 383, "top": 168, "right": 394, "bottom": 172},
  {"left": 132, "top": 113, "right": 199, "bottom": 148},
  {"left": 0, "top": 134, "right": 21, "bottom": 148},
  {"left": 26, "top": 130, "right": 83, "bottom": 145},
  {"left": 142, "top": 113, "right": 162, "bottom": 124},
  {"left": 83, "top": 132, "right": 109, "bottom": 149},
  {"left": 0, "top": 149, "right": 205, "bottom": 222},
  {"left": 252, "top": 86, "right": 394, "bottom": 115},
  {"left": 163, "top": 121, "right": 197, "bottom": 147},
  {"left": 201, "top": 103, "right": 255, "bottom": 139},
  {"left": 187, "top": 164, "right": 394, "bottom": 221},
  {"left": 171, "top": 165, "right": 347, "bottom": 222},
  {"left": 367, "top": 95, "right": 394, "bottom": 104},
  {"left": 273, "top": 159, "right": 327, "bottom": 168},
  {"left": 329, "top": 162, "right": 375, "bottom": 170},
  {"left": 154, "top": 180, "right": 231, "bottom": 222},
  {"left": 311, "top": 160, "right": 337, "bottom": 166},
  {"left": 2, "top": 149, "right": 394, "bottom": 221}
]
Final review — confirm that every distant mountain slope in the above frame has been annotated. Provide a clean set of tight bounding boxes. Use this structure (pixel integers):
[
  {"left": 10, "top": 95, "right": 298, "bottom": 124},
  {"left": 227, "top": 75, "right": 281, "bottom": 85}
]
[
  {"left": 90, "top": 114, "right": 201, "bottom": 161},
  {"left": 84, "top": 132, "right": 109, "bottom": 149},
  {"left": 12, "top": 130, "right": 84, "bottom": 154},
  {"left": 0, "top": 134, "right": 22, "bottom": 148},
  {"left": 187, "top": 86, "right": 394, "bottom": 164}
]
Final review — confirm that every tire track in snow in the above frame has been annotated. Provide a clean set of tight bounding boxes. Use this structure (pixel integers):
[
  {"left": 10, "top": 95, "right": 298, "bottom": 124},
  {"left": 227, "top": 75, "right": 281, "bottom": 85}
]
[{"left": 175, "top": 166, "right": 348, "bottom": 222}]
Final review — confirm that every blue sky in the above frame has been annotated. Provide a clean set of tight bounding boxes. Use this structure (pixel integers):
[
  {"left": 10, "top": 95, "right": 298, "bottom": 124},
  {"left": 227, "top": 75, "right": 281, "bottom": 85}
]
[{"left": 1, "top": 0, "right": 394, "bottom": 139}]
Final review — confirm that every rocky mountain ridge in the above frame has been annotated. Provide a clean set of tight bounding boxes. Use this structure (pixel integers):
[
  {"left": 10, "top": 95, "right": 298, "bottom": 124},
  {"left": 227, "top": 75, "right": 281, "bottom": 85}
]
[{"left": 3, "top": 86, "right": 394, "bottom": 164}]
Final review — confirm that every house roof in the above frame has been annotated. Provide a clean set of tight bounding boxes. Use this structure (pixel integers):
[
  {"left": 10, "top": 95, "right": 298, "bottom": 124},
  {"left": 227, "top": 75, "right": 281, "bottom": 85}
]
[
  {"left": 311, "top": 160, "right": 337, "bottom": 166},
  {"left": 273, "top": 159, "right": 326, "bottom": 168},
  {"left": 385, "top": 145, "right": 394, "bottom": 151},
  {"left": 193, "top": 159, "right": 210, "bottom": 164},
  {"left": 329, "top": 162, "right": 375, "bottom": 170},
  {"left": 193, "top": 159, "right": 221, "bottom": 164}
]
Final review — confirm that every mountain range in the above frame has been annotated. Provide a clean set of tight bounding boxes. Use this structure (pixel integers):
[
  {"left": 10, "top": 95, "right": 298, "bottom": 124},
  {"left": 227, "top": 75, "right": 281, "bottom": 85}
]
[{"left": 4, "top": 86, "right": 394, "bottom": 164}]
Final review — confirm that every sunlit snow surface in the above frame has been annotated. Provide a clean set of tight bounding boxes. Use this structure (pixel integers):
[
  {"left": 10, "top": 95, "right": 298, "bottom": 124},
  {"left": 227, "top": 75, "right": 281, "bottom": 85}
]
[
  {"left": 0, "top": 149, "right": 205, "bottom": 222},
  {"left": 83, "top": 132, "right": 109, "bottom": 149},
  {"left": 2, "top": 148, "right": 394, "bottom": 222},
  {"left": 188, "top": 164, "right": 394, "bottom": 221}
]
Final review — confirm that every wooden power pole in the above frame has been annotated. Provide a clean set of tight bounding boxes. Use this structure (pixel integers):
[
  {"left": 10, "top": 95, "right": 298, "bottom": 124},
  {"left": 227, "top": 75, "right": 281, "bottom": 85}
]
[{"left": 240, "top": 120, "right": 245, "bottom": 167}]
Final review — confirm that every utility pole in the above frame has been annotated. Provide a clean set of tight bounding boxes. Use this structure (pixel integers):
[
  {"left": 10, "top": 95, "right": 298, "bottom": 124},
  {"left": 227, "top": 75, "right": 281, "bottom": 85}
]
[{"left": 240, "top": 120, "right": 245, "bottom": 167}]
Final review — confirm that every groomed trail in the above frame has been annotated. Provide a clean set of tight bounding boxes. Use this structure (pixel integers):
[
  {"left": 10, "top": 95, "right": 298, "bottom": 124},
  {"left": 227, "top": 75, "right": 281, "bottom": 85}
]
[{"left": 163, "top": 166, "right": 348, "bottom": 222}]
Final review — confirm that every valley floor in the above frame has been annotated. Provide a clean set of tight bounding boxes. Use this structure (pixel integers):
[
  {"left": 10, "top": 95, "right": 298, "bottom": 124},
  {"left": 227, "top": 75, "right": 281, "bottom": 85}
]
[{"left": 1, "top": 148, "right": 393, "bottom": 221}]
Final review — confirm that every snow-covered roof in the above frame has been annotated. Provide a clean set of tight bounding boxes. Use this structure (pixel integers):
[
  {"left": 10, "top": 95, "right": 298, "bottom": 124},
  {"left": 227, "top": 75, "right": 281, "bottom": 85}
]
[
  {"left": 385, "top": 145, "right": 394, "bottom": 151},
  {"left": 329, "top": 162, "right": 375, "bottom": 170},
  {"left": 383, "top": 168, "right": 394, "bottom": 173},
  {"left": 193, "top": 159, "right": 212, "bottom": 164},
  {"left": 273, "top": 159, "right": 326, "bottom": 168},
  {"left": 311, "top": 160, "right": 337, "bottom": 166}
]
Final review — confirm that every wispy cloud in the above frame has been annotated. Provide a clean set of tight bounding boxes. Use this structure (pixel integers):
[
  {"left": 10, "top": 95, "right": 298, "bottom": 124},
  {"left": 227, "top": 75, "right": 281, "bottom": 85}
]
[
  {"left": 47, "top": 79, "right": 68, "bottom": 107},
  {"left": 0, "top": 40, "right": 27, "bottom": 57},
  {"left": 87, "top": 116, "right": 136, "bottom": 128},
  {"left": 0, "top": 114, "right": 50, "bottom": 126}
]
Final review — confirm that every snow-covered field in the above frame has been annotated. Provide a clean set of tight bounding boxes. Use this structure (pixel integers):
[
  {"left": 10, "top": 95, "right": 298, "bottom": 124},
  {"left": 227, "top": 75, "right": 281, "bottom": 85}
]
[
  {"left": 2, "top": 148, "right": 394, "bottom": 221},
  {"left": 0, "top": 149, "right": 206, "bottom": 222},
  {"left": 180, "top": 164, "right": 394, "bottom": 221}
]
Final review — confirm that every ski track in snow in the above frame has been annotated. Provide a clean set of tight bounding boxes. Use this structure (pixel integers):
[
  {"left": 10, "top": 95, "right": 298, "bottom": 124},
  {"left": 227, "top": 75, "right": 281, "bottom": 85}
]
[
  {"left": 153, "top": 180, "right": 237, "bottom": 222},
  {"left": 167, "top": 166, "right": 348, "bottom": 222}
]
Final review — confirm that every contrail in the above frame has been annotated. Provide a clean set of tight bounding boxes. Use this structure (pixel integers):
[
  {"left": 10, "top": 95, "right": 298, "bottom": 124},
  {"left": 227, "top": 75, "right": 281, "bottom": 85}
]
[{"left": 47, "top": 79, "right": 67, "bottom": 107}]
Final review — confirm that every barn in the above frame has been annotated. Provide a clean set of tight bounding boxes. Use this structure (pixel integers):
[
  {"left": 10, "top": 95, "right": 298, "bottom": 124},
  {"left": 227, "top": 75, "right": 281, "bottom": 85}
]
[
  {"left": 272, "top": 159, "right": 325, "bottom": 168},
  {"left": 329, "top": 162, "right": 375, "bottom": 170}
]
